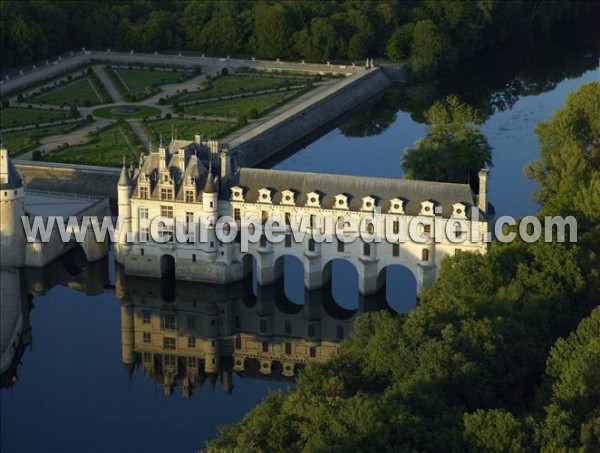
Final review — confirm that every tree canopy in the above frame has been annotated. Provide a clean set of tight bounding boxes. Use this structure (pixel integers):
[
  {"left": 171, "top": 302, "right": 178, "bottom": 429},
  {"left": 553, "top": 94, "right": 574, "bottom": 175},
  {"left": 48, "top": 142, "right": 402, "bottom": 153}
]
[
  {"left": 401, "top": 95, "right": 493, "bottom": 187},
  {"left": 1, "top": 1, "right": 596, "bottom": 80}
]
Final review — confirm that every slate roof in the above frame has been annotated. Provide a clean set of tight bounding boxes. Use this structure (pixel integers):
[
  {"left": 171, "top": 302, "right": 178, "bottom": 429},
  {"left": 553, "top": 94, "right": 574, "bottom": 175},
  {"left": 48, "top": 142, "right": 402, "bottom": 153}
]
[{"left": 223, "top": 168, "right": 477, "bottom": 218}]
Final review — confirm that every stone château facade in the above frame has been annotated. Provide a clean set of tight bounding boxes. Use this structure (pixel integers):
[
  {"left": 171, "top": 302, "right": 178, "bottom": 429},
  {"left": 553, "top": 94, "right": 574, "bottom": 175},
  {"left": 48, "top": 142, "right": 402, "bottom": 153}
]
[{"left": 115, "top": 138, "right": 491, "bottom": 295}]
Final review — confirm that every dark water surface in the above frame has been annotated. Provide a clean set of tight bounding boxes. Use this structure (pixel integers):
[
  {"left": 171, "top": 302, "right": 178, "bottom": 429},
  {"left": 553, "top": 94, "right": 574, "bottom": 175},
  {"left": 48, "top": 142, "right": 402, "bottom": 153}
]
[{"left": 2, "top": 21, "right": 599, "bottom": 453}]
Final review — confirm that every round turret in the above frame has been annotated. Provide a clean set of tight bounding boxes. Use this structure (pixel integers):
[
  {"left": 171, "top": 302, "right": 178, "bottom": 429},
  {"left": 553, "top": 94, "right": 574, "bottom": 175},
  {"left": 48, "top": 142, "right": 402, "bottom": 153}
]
[{"left": 0, "top": 147, "right": 26, "bottom": 268}]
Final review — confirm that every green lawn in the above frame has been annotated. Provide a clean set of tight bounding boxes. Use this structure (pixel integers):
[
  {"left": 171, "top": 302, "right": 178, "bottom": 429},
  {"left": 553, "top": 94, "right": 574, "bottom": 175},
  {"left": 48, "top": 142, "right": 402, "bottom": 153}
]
[
  {"left": 32, "top": 78, "right": 102, "bottom": 106},
  {"left": 185, "top": 91, "right": 303, "bottom": 117},
  {"left": 115, "top": 68, "right": 190, "bottom": 99},
  {"left": 41, "top": 122, "right": 143, "bottom": 166},
  {"left": 145, "top": 118, "right": 238, "bottom": 142},
  {"left": 0, "top": 107, "right": 70, "bottom": 128},
  {"left": 4, "top": 121, "right": 89, "bottom": 156},
  {"left": 172, "top": 75, "right": 306, "bottom": 104}
]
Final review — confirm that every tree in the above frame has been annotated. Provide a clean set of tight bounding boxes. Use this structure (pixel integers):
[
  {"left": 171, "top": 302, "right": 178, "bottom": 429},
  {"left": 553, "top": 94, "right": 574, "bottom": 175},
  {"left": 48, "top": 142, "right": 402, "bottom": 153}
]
[
  {"left": 409, "top": 20, "right": 446, "bottom": 79},
  {"left": 401, "top": 95, "right": 492, "bottom": 185},
  {"left": 251, "top": 2, "right": 292, "bottom": 59},
  {"left": 463, "top": 409, "right": 528, "bottom": 452},
  {"left": 386, "top": 23, "right": 414, "bottom": 61},
  {"left": 536, "top": 307, "right": 600, "bottom": 451},
  {"left": 525, "top": 81, "right": 600, "bottom": 227}
]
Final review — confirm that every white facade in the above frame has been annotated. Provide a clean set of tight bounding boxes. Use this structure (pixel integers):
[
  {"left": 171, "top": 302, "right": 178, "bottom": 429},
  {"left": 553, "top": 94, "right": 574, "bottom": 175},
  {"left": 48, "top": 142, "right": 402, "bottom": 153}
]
[{"left": 117, "top": 141, "right": 491, "bottom": 296}]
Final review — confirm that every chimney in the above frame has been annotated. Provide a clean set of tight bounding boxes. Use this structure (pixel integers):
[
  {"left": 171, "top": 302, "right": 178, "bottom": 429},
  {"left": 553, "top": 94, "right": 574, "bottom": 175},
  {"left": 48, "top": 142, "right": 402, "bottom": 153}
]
[
  {"left": 220, "top": 146, "right": 230, "bottom": 181},
  {"left": 194, "top": 132, "right": 202, "bottom": 145},
  {"left": 478, "top": 169, "right": 489, "bottom": 213}
]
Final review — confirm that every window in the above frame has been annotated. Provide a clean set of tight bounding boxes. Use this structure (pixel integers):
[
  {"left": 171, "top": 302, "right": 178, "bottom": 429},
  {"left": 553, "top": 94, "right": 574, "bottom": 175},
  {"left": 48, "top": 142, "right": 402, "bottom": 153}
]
[
  {"left": 143, "top": 352, "right": 152, "bottom": 362},
  {"left": 261, "top": 210, "right": 268, "bottom": 224},
  {"left": 309, "top": 347, "right": 316, "bottom": 358},
  {"left": 260, "top": 234, "right": 267, "bottom": 247},
  {"left": 187, "top": 357, "right": 197, "bottom": 367},
  {"left": 188, "top": 336, "right": 196, "bottom": 348},
  {"left": 366, "top": 223, "right": 374, "bottom": 234},
  {"left": 234, "top": 208, "right": 241, "bottom": 222},
  {"left": 164, "top": 354, "right": 176, "bottom": 366},
  {"left": 235, "top": 337, "right": 241, "bottom": 349},
  {"left": 285, "top": 343, "right": 292, "bottom": 355},
  {"left": 160, "top": 205, "right": 173, "bottom": 218},
  {"left": 308, "top": 324, "right": 315, "bottom": 337},
  {"left": 363, "top": 243, "right": 371, "bottom": 256},
  {"left": 285, "top": 234, "right": 292, "bottom": 248},
  {"left": 262, "top": 342, "right": 269, "bottom": 353},
  {"left": 143, "top": 332, "right": 151, "bottom": 343},
  {"left": 338, "top": 240, "right": 344, "bottom": 252},
  {"left": 454, "top": 229, "right": 463, "bottom": 238},
  {"left": 187, "top": 316, "right": 196, "bottom": 329},
  {"left": 308, "top": 239, "right": 315, "bottom": 252},
  {"left": 185, "top": 190, "right": 194, "bottom": 203},
  {"left": 393, "top": 243, "right": 400, "bottom": 257},
  {"left": 337, "top": 325, "right": 344, "bottom": 339},
  {"left": 393, "top": 220, "right": 399, "bottom": 234},
  {"left": 163, "top": 314, "right": 176, "bottom": 331},
  {"left": 142, "top": 311, "right": 151, "bottom": 324},
  {"left": 139, "top": 186, "right": 148, "bottom": 199},
  {"left": 163, "top": 337, "right": 176, "bottom": 350},
  {"left": 158, "top": 224, "right": 173, "bottom": 242},
  {"left": 260, "top": 320, "right": 267, "bottom": 333},
  {"left": 284, "top": 320, "right": 291, "bottom": 334},
  {"left": 424, "top": 224, "right": 431, "bottom": 234},
  {"left": 285, "top": 212, "right": 291, "bottom": 226},
  {"left": 139, "top": 207, "right": 148, "bottom": 219},
  {"left": 160, "top": 187, "right": 173, "bottom": 200},
  {"left": 140, "top": 248, "right": 145, "bottom": 255},
  {"left": 140, "top": 228, "right": 148, "bottom": 241},
  {"left": 310, "top": 215, "right": 317, "bottom": 229},
  {"left": 185, "top": 212, "right": 194, "bottom": 225},
  {"left": 422, "top": 249, "right": 430, "bottom": 261}
]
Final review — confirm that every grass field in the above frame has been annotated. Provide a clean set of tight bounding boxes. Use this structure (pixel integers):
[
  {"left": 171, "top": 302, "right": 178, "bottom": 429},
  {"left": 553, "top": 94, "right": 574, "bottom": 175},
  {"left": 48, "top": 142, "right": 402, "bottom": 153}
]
[
  {"left": 172, "top": 75, "right": 306, "bottom": 104},
  {"left": 145, "top": 118, "right": 238, "bottom": 142},
  {"left": 31, "top": 78, "right": 102, "bottom": 106},
  {"left": 41, "top": 122, "right": 142, "bottom": 166},
  {"left": 0, "top": 107, "right": 70, "bottom": 128},
  {"left": 4, "top": 121, "right": 89, "bottom": 156},
  {"left": 184, "top": 90, "right": 303, "bottom": 117},
  {"left": 116, "top": 68, "right": 190, "bottom": 99}
]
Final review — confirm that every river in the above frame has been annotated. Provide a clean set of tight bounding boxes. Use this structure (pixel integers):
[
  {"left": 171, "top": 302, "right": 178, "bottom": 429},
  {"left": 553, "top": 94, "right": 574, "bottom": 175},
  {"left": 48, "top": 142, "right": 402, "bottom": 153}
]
[{"left": 1, "top": 20, "right": 598, "bottom": 453}]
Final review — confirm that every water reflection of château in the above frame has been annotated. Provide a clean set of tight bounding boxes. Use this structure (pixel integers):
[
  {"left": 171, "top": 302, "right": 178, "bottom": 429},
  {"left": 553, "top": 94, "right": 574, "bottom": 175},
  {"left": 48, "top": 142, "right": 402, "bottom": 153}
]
[
  {"left": 1, "top": 248, "right": 389, "bottom": 397},
  {"left": 0, "top": 248, "right": 110, "bottom": 388},
  {"left": 115, "top": 267, "right": 386, "bottom": 398}
]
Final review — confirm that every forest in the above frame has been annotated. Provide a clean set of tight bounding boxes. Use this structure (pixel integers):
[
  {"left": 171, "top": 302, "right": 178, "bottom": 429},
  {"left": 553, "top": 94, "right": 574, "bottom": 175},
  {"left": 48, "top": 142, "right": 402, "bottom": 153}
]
[{"left": 1, "top": 0, "right": 596, "bottom": 79}]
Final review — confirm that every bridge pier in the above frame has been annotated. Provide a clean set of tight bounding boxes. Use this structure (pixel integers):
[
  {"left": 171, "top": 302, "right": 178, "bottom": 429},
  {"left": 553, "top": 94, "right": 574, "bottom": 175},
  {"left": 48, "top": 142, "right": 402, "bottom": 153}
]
[{"left": 304, "top": 254, "right": 331, "bottom": 291}]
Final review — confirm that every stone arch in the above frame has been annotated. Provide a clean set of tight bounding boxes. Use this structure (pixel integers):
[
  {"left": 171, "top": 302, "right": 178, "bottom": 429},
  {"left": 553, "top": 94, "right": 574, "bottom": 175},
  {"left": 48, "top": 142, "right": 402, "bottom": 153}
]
[
  {"left": 274, "top": 254, "right": 304, "bottom": 305},
  {"left": 160, "top": 254, "right": 176, "bottom": 302},
  {"left": 322, "top": 258, "right": 359, "bottom": 310},
  {"left": 377, "top": 264, "right": 418, "bottom": 313}
]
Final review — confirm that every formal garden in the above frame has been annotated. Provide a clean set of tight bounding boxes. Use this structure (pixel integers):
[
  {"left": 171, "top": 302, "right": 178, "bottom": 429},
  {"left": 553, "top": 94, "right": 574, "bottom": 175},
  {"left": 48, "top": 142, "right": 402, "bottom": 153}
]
[{"left": 0, "top": 63, "right": 320, "bottom": 166}]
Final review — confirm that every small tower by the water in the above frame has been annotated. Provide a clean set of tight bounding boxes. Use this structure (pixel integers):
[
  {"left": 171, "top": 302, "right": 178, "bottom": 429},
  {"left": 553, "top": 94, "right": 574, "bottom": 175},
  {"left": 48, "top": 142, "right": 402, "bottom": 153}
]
[
  {"left": 0, "top": 147, "right": 26, "bottom": 268},
  {"left": 116, "top": 159, "right": 132, "bottom": 263}
]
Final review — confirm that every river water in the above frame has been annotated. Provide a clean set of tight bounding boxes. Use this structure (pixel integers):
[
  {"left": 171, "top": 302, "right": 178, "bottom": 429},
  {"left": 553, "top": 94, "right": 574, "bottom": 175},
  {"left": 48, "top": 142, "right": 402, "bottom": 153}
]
[{"left": 1, "top": 21, "right": 598, "bottom": 453}]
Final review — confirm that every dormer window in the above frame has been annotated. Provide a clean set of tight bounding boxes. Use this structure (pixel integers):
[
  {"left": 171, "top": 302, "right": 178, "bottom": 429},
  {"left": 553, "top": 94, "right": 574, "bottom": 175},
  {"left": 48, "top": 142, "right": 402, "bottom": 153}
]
[
  {"left": 281, "top": 190, "right": 296, "bottom": 206},
  {"left": 230, "top": 186, "right": 244, "bottom": 202},
  {"left": 420, "top": 200, "right": 435, "bottom": 216},
  {"left": 335, "top": 194, "right": 349, "bottom": 210},
  {"left": 389, "top": 198, "right": 404, "bottom": 214},
  {"left": 306, "top": 191, "right": 321, "bottom": 208},
  {"left": 452, "top": 203, "right": 467, "bottom": 218},
  {"left": 258, "top": 188, "right": 272, "bottom": 204},
  {"left": 362, "top": 196, "right": 376, "bottom": 211}
]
